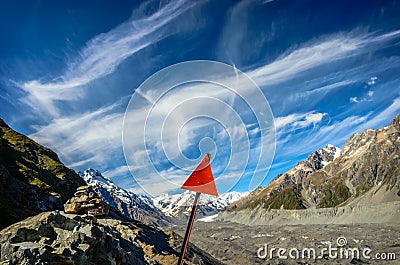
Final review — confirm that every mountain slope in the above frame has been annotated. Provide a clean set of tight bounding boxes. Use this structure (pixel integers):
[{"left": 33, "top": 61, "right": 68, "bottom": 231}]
[
  {"left": 309, "top": 116, "right": 400, "bottom": 207},
  {"left": 305, "top": 114, "right": 400, "bottom": 208},
  {"left": 230, "top": 144, "right": 341, "bottom": 211},
  {"left": 81, "top": 169, "right": 175, "bottom": 227},
  {"left": 0, "top": 118, "right": 85, "bottom": 229},
  {"left": 228, "top": 114, "right": 400, "bottom": 216}
]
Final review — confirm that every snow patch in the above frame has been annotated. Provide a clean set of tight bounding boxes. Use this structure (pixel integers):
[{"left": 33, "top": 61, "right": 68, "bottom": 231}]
[
  {"left": 198, "top": 214, "right": 219, "bottom": 222},
  {"left": 252, "top": 233, "right": 274, "bottom": 238}
]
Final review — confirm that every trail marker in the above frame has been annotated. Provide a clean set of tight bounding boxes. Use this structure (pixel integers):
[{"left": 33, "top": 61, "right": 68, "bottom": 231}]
[{"left": 177, "top": 153, "right": 218, "bottom": 265}]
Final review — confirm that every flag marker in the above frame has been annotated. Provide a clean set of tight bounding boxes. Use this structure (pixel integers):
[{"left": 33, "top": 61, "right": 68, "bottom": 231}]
[{"left": 177, "top": 153, "right": 218, "bottom": 265}]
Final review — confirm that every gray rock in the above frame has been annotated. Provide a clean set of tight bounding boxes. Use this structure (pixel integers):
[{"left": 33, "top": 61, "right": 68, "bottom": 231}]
[{"left": 0, "top": 211, "right": 225, "bottom": 265}]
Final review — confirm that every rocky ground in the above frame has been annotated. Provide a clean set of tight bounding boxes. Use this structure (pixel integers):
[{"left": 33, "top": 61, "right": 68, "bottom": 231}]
[
  {"left": 0, "top": 211, "right": 224, "bottom": 265},
  {"left": 174, "top": 221, "right": 400, "bottom": 265}
]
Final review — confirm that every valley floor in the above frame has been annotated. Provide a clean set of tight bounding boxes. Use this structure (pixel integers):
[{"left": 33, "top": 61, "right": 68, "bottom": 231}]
[{"left": 174, "top": 221, "right": 400, "bottom": 265}]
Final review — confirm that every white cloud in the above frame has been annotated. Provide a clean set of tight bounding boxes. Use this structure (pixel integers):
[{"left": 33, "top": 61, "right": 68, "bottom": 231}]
[
  {"left": 274, "top": 111, "right": 326, "bottom": 130},
  {"left": 274, "top": 113, "right": 304, "bottom": 129},
  {"left": 275, "top": 114, "right": 370, "bottom": 158},
  {"left": 350, "top": 88, "right": 375, "bottom": 104},
  {"left": 249, "top": 127, "right": 260, "bottom": 135},
  {"left": 122, "top": 91, "right": 256, "bottom": 195},
  {"left": 218, "top": 29, "right": 400, "bottom": 121},
  {"left": 292, "top": 112, "right": 326, "bottom": 128},
  {"left": 127, "top": 168, "right": 188, "bottom": 196},
  {"left": 368, "top": 76, "right": 378, "bottom": 86},
  {"left": 289, "top": 80, "right": 354, "bottom": 103},
  {"left": 350, "top": 97, "right": 359, "bottom": 103}
]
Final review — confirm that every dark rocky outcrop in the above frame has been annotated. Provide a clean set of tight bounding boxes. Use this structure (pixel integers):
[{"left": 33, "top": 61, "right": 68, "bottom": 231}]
[{"left": 0, "top": 118, "right": 85, "bottom": 230}]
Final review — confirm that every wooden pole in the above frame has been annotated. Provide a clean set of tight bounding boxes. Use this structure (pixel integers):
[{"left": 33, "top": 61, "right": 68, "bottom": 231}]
[{"left": 177, "top": 192, "right": 201, "bottom": 265}]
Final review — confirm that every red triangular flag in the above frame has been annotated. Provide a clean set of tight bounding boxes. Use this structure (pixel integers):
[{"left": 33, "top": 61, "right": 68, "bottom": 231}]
[{"left": 181, "top": 154, "right": 218, "bottom": 196}]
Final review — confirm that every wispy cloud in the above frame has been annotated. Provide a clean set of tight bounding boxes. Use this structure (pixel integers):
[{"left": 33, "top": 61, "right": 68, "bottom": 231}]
[
  {"left": 29, "top": 101, "right": 124, "bottom": 168},
  {"left": 24, "top": 0, "right": 193, "bottom": 90},
  {"left": 359, "top": 97, "right": 400, "bottom": 129},
  {"left": 275, "top": 111, "right": 326, "bottom": 130},
  {"left": 248, "top": 36, "right": 363, "bottom": 87},
  {"left": 275, "top": 114, "right": 368, "bottom": 158},
  {"left": 247, "top": 30, "right": 400, "bottom": 89},
  {"left": 14, "top": 2, "right": 400, "bottom": 197},
  {"left": 17, "top": 0, "right": 196, "bottom": 117},
  {"left": 103, "top": 166, "right": 132, "bottom": 179}
]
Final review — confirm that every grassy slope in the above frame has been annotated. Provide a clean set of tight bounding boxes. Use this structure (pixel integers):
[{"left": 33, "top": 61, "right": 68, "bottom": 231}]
[{"left": 0, "top": 118, "right": 85, "bottom": 229}]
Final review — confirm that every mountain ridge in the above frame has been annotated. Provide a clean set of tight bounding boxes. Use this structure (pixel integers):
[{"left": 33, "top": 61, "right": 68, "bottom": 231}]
[
  {"left": 229, "top": 144, "right": 342, "bottom": 211},
  {"left": 226, "top": 114, "right": 400, "bottom": 221}
]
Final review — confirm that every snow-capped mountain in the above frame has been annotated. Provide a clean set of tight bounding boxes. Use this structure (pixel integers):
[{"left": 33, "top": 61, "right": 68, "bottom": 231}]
[
  {"left": 315, "top": 144, "right": 341, "bottom": 167},
  {"left": 279, "top": 144, "right": 341, "bottom": 185},
  {"left": 153, "top": 190, "right": 249, "bottom": 219},
  {"left": 80, "top": 169, "right": 174, "bottom": 227},
  {"left": 80, "top": 168, "right": 248, "bottom": 223}
]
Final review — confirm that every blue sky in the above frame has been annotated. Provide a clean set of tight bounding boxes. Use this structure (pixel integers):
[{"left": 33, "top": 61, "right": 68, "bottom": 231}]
[{"left": 1, "top": 0, "right": 399, "bottom": 196}]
